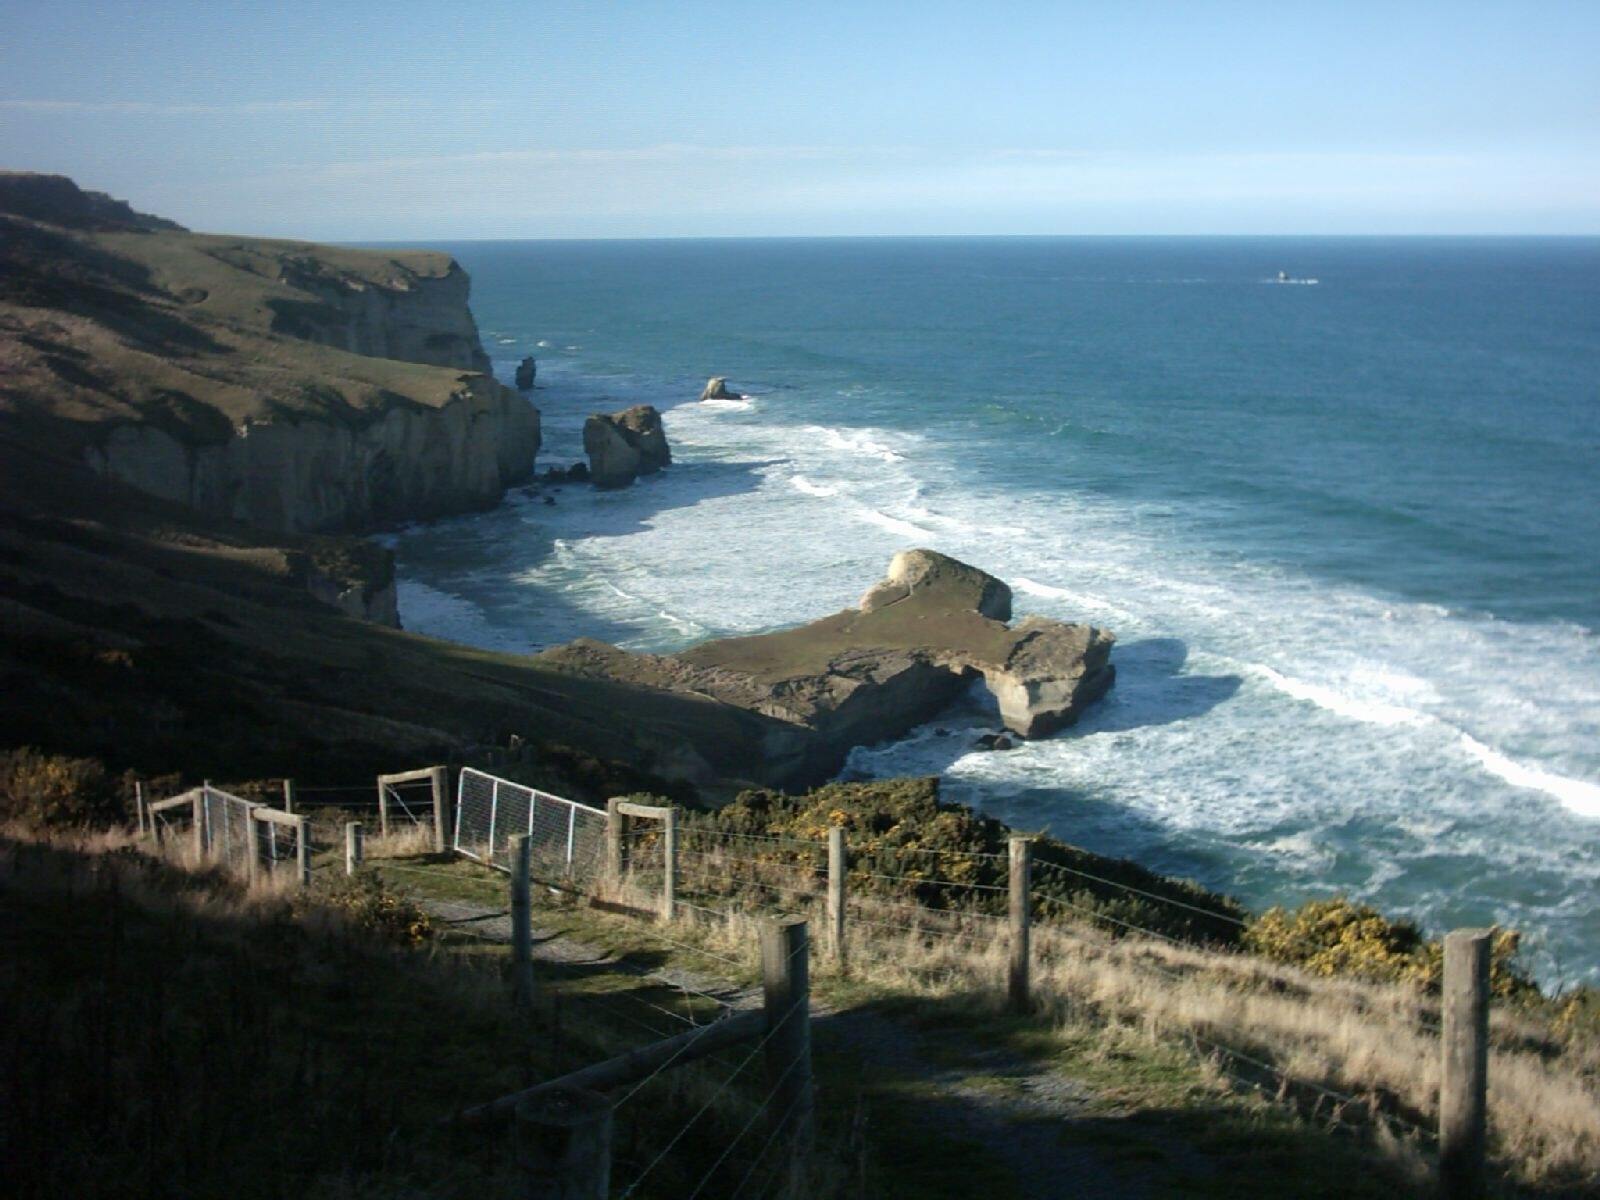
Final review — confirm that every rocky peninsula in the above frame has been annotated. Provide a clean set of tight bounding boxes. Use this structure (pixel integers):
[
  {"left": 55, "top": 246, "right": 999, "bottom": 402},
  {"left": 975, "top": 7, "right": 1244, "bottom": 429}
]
[{"left": 536, "top": 549, "right": 1115, "bottom": 785}]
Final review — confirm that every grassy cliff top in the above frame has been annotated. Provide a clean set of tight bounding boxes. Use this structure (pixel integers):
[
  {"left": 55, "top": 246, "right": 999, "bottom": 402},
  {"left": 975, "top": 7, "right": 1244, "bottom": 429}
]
[{"left": 0, "top": 178, "right": 485, "bottom": 455}]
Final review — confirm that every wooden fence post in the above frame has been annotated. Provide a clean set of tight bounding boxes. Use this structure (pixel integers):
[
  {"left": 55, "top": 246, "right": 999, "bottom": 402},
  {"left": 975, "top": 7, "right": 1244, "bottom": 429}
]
[
  {"left": 345, "top": 821, "right": 364, "bottom": 876},
  {"left": 245, "top": 814, "right": 260, "bottom": 885},
  {"left": 511, "top": 833, "right": 536, "bottom": 1007},
  {"left": 193, "top": 784, "right": 208, "bottom": 861},
  {"left": 281, "top": 778, "right": 295, "bottom": 814},
  {"left": 431, "top": 765, "right": 450, "bottom": 853},
  {"left": 1009, "top": 836, "right": 1032, "bottom": 1013},
  {"left": 134, "top": 781, "right": 146, "bottom": 835},
  {"left": 514, "top": 1087, "right": 611, "bottom": 1200},
  {"left": 660, "top": 806, "right": 678, "bottom": 923},
  {"left": 295, "top": 815, "right": 312, "bottom": 887},
  {"left": 760, "top": 917, "right": 814, "bottom": 1181},
  {"left": 1440, "top": 929, "right": 1492, "bottom": 1200},
  {"left": 377, "top": 775, "right": 389, "bottom": 838},
  {"left": 828, "top": 825, "right": 847, "bottom": 970},
  {"left": 605, "top": 797, "right": 627, "bottom": 892}
]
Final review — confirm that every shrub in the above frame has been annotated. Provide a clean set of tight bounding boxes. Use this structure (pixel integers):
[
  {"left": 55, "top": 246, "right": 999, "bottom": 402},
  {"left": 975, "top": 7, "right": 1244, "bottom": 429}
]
[
  {"left": 0, "top": 747, "right": 123, "bottom": 827},
  {"left": 309, "top": 871, "right": 433, "bottom": 947},
  {"left": 1245, "top": 897, "right": 1535, "bottom": 998},
  {"left": 701, "top": 777, "right": 1247, "bottom": 945}
]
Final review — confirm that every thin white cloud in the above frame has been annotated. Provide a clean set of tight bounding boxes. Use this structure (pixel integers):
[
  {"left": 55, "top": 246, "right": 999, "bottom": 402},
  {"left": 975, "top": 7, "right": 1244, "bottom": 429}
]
[
  {"left": 0, "top": 98, "right": 326, "bottom": 115},
  {"left": 296, "top": 142, "right": 928, "bottom": 178}
]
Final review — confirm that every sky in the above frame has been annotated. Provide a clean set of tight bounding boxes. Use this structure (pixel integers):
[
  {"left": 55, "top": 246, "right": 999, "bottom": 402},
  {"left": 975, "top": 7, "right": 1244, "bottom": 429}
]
[{"left": 2, "top": 0, "right": 1598, "bottom": 239}]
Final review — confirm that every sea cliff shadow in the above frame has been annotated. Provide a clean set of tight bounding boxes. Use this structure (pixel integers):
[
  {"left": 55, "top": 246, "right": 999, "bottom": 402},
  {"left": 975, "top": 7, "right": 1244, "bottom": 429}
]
[
  {"left": 394, "top": 457, "right": 777, "bottom": 652},
  {"left": 533, "top": 455, "right": 783, "bottom": 541},
  {"left": 1070, "top": 636, "right": 1243, "bottom": 736}
]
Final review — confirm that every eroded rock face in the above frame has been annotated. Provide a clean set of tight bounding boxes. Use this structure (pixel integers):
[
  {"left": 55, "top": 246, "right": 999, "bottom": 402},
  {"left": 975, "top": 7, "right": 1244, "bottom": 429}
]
[
  {"left": 583, "top": 404, "right": 671, "bottom": 488},
  {"left": 515, "top": 357, "right": 537, "bottom": 389},
  {"left": 87, "top": 376, "right": 540, "bottom": 533},
  {"left": 985, "top": 615, "right": 1115, "bottom": 738},
  {"left": 271, "top": 255, "right": 493, "bottom": 373},
  {"left": 536, "top": 549, "right": 1114, "bottom": 787}
]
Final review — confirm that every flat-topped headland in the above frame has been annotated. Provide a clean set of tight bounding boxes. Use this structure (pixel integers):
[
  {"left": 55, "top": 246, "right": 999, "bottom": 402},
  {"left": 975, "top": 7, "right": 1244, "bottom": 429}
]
[
  {"left": 538, "top": 548, "right": 1115, "bottom": 787},
  {"left": 1, "top": 171, "right": 539, "bottom": 536}
]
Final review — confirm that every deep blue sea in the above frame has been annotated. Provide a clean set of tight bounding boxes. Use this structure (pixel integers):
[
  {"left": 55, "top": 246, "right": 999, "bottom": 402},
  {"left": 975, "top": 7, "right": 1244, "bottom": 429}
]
[{"left": 382, "top": 237, "right": 1600, "bottom": 983}]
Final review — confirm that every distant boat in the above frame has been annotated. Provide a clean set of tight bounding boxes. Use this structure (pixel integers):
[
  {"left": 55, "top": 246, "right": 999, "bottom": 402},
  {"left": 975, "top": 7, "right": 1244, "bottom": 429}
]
[{"left": 1271, "top": 270, "right": 1320, "bottom": 285}]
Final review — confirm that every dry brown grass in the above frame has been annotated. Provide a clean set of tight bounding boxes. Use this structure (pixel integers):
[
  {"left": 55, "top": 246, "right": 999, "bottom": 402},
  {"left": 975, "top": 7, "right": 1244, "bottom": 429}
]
[{"left": 639, "top": 842, "right": 1600, "bottom": 1192}]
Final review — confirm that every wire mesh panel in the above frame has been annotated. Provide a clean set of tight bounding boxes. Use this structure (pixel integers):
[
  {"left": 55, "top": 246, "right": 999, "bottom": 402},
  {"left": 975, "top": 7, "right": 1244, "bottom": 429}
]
[
  {"left": 453, "top": 768, "right": 607, "bottom": 889},
  {"left": 200, "top": 785, "right": 260, "bottom": 876}
]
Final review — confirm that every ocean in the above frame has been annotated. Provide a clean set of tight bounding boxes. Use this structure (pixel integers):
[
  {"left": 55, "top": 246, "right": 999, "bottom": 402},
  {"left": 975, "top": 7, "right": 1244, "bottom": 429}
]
[{"left": 381, "top": 236, "right": 1600, "bottom": 984}]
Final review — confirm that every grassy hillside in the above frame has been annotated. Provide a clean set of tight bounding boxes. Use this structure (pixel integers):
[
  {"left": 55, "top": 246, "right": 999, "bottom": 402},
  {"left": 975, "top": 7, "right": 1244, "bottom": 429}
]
[
  {"left": 0, "top": 210, "right": 486, "bottom": 461},
  {"left": 0, "top": 825, "right": 861, "bottom": 1200}
]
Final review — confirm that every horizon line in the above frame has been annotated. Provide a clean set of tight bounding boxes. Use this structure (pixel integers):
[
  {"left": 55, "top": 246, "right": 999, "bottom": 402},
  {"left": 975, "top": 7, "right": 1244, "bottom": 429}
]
[{"left": 333, "top": 230, "right": 1600, "bottom": 246}]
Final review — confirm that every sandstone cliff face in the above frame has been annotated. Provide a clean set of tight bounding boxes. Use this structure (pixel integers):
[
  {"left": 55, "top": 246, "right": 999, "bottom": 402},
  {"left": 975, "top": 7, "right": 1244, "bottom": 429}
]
[
  {"left": 85, "top": 375, "right": 538, "bottom": 533},
  {"left": 271, "top": 254, "right": 493, "bottom": 373}
]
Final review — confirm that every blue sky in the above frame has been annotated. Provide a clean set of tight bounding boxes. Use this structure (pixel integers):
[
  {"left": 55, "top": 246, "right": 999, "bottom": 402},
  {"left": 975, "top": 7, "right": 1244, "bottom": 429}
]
[{"left": 2, "top": 1, "right": 1597, "bottom": 238}]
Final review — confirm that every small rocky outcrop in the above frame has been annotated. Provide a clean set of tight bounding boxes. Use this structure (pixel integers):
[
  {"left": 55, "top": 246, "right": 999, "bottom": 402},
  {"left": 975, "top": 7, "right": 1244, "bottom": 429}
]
[
  {"left": 293, "top": 540, "right": 401, "bottom": 627},
  {"left": 536, "top": 549, "right": 1114, "bottom": 786},
  {"left": 699, "top": 377, "right": 740, "bottom": 401},
  {"left": 541, "top": 461, "right": 589, "bottom": 484},
  {"left": 515, "top": 357, "right": 537, "bottom": 389},
  {"left": 582, "top": 405, "right": 671, "bottom": 489},
  {"left": 860, "top": 548, "right": 1012, "bottom": 622}
]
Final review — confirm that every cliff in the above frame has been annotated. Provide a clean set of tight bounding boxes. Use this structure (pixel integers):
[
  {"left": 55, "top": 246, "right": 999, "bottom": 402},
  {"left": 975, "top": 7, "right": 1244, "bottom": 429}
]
[{"left": 0, "top": 176, "right": 538, "bottom": 534}]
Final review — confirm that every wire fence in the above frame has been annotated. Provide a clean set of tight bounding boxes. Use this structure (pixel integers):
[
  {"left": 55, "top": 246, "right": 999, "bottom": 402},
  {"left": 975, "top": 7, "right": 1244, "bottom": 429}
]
[
  {"left": 453, "top": 767, "right": 608, "bottom": 890},
  {"left": 643, "top": 821, "right": 1452, "bottom": 1153},
  {"left": 147, "top": 766, "right": 1506, "bottom": 1188}
]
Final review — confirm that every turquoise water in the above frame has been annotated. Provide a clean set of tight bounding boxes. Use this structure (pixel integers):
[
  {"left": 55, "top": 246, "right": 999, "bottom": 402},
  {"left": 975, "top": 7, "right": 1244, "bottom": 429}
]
[{"left": 385, "top": 237, "right": 1600, "bottom": 983}]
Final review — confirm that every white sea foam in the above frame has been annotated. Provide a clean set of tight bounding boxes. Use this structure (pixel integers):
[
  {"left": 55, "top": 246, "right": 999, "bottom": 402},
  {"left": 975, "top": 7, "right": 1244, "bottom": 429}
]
[
  {"left": 790, "top": 475, "right": 840, "bottom": 498},
  {"left": 1252, "top": 665, "right": 1426, "bottom": 727},
  {"left": 857, "top": 507, "right": 935, "bottom": 540},
  {"left": 806, "top": 424, "right": 907, "bottom": 464},
  {"left": 699, "top": 396, "right": 754, "bottom": 411},
  {"left": 1459, "top": 736, "right": 1600, "bottom": 818}
]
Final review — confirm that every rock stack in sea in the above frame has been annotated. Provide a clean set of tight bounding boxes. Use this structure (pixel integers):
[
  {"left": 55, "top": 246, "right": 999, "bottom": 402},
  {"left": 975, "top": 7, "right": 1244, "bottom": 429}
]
[
  {"left": 582, "top": 405, "right": 672, "bottom": 488},
  {"left": 699, "top": 376, "right": 741, "bottom": 401}
]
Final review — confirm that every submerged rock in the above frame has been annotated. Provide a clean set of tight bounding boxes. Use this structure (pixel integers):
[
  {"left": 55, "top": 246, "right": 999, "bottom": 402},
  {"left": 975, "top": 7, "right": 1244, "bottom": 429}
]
[
  {"left": 582, "top": 405, "right": 671, "bottom": 488},
  {"left": 536, "top": 549, "right": 1113, "bottom": 787},
  {"left": 542, "top": 461, "right": 589, "bottom": 484},
  {"left": 515, "top": 356, "right": 537, "bottom": 389}
]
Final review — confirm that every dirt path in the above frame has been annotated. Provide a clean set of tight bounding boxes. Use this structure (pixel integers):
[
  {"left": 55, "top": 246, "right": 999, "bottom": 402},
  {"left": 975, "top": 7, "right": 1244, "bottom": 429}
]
[{"left": 416, "top": 894, "right": 1162, "bottom": 1200}]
